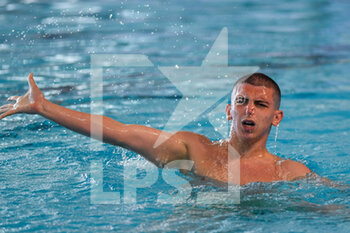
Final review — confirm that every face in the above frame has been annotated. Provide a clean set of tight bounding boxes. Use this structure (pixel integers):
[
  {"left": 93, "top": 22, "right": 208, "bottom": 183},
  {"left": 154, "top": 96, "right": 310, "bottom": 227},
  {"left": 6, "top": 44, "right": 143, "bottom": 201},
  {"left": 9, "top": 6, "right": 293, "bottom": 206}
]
[{"left": 226, "top": 83, "right": 283, "bottom": 142}]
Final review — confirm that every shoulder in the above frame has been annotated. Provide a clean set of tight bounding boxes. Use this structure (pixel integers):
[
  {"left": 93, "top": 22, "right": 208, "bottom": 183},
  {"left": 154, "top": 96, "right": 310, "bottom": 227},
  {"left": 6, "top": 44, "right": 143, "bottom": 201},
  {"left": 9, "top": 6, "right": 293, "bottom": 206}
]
[
  {"left": 175, "top": 131, "right": 215, "bottom": 159},
  {"left": 175, "top": 131, "right": 212, "bottom": 144},
  {"left": 278, "top": 159, "right": 312, "bottom": 181}
]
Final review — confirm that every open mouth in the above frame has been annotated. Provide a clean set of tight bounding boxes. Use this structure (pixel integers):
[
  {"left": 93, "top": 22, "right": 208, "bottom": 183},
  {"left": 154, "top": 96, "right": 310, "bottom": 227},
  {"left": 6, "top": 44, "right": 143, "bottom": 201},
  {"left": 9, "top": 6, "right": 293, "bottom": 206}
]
[{"left": 242, "top": 120, "right": 256, "bottom": 127}]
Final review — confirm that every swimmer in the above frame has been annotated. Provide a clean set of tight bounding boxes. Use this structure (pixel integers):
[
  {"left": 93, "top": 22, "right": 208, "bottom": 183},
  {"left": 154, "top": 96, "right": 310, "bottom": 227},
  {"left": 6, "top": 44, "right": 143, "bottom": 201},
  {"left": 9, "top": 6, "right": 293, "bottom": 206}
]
[{"left": 0, "top": 72, "right": 312, "bottom": 185}]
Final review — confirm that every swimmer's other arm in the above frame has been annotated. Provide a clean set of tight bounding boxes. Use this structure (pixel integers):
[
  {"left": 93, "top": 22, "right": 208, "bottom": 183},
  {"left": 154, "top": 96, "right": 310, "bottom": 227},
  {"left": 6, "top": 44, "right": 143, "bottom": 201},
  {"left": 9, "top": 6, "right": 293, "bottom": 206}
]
[
  {"left": 279, "top": 159, "right": 312, "bottom": 181},
  {"left": 280, "top": 160, "right": 346, "bottom": 187},
  {"left": 0, "top": 74, "right": 189, "bottom": 167}
]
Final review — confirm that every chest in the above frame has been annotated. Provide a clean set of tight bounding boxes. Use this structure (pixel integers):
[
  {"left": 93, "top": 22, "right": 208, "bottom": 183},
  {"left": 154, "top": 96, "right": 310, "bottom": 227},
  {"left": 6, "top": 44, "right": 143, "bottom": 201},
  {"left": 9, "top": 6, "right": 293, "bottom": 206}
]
[{"left": 188, "top": 146, "right": 281, "bottom": 184}]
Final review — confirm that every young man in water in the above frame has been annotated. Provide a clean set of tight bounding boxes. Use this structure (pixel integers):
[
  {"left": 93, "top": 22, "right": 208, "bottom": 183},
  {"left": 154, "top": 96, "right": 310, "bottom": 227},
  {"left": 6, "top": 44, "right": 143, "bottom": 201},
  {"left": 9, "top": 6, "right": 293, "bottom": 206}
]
[{"left": 0, "top": 72, "right": 312, "bottom": 185}]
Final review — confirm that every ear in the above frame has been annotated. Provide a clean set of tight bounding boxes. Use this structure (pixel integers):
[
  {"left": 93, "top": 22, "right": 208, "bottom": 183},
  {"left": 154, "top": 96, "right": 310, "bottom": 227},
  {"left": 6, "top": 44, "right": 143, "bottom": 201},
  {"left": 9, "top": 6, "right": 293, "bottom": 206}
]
[
  {"left": 272, "top": 110, "right": 283, "bottom": 126},
  {"left": 226, "top": 104, "right": 232, "bottom": 121}
]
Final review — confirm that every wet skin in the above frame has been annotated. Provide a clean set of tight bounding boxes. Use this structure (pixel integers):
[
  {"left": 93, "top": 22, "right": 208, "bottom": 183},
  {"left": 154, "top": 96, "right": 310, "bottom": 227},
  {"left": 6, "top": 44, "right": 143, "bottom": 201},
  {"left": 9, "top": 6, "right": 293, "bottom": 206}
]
[
  {"left": 227, "top": 83, "right": 283, "bottom": 154},
  {"left": 0, "top": 74, "right": 312, "bottom": 185},
  {"left": 181, "top": 83, "right": 311, "bottom": 184}
]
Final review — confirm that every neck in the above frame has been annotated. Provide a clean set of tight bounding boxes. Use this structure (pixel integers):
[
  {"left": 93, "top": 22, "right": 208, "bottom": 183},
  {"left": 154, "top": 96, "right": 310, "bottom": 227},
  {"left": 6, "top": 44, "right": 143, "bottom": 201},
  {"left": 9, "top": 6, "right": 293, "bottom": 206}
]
[{"left": 228, "top": 132, "right": 270, "bottom": 159}]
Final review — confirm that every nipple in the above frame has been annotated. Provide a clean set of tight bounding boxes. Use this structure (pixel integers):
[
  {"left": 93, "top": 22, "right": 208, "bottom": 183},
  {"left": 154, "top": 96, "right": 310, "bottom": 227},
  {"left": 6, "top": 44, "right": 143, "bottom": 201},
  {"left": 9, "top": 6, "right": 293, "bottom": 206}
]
[{"left": 274, "top": 124, "right": 279, "bottom": 155}]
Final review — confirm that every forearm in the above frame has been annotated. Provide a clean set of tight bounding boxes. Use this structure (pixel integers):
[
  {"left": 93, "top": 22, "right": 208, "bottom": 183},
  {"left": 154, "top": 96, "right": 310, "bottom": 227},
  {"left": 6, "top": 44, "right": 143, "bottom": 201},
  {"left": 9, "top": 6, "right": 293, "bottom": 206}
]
[
  {"left": 39, "top": 99, "right": 124, "bottom": 142},
  {"left": 38, "top": 99, "right": 188, "bottom": 165},
  {"left": 1, "top": 73, "right": 189, "bottom": 167}
]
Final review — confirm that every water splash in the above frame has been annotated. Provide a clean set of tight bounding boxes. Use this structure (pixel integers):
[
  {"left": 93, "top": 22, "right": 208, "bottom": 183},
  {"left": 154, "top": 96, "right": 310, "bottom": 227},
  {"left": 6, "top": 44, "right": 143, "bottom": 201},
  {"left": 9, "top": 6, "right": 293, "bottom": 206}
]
[{"left": 274, "top": 124, "right": 279, "bottom": 155}]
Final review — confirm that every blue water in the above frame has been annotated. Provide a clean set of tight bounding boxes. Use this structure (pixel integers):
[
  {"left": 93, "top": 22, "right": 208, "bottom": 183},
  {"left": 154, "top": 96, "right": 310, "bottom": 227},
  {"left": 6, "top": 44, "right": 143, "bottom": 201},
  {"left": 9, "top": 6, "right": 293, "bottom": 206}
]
[{"left": 1, "top": 0, "right": 350, "bottom": 232}]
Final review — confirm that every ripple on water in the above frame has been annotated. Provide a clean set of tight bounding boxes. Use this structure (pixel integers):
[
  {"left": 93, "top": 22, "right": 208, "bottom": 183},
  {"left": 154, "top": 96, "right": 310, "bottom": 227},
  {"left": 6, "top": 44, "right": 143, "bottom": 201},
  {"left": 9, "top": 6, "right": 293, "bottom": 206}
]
[
  {"left": 0, "top": 0, "right": 349, "bottom": 231},
  {"left": 43, "top": 54, "right": 82, "bottom": 64}
]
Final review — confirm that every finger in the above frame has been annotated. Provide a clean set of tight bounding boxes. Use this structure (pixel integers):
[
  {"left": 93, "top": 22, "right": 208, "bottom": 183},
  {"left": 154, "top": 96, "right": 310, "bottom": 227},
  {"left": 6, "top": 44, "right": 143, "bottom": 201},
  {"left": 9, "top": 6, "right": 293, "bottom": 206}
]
[
  {"left": 0, "top": 108, "right": 8, "bottom": 114},
  {"left": 0, "top": 103, "right": 14, "bottom": 110},
  {"left": 27, "top": 73, "right": 38, "bottom": 89},
  {"left": 0, "top": 109, "right": 17, "bottom": 120},
  {"left": 0, "top": 104, "right": 13, "bottom": 114},
  {"left": 7, "top": 96, "right": 20, "bottom": 101}
]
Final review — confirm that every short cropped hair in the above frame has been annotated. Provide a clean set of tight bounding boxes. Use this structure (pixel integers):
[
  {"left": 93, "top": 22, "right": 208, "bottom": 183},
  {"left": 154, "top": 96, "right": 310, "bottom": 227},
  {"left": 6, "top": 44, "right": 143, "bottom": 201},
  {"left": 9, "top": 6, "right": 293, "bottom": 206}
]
[{"left": 232, "top": 73, "right": 281, "bottom": 109}]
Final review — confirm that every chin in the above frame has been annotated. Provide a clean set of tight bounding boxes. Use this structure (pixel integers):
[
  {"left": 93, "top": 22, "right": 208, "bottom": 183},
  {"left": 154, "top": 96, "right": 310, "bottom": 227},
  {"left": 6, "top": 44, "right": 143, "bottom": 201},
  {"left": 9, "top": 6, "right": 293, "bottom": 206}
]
[
  {"left": 241, "top": 129, "right": 264, "bottom": 140},
  {"left": 239, "top": 132, "right": 256, "bottom": 141}
]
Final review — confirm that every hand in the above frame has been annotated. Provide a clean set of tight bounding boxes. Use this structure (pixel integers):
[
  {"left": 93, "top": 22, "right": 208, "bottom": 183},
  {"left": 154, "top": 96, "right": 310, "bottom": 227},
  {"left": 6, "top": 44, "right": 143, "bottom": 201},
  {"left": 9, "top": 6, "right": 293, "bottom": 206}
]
[{"left": 0, "top": 73, "right": 45, "bottom": 120}]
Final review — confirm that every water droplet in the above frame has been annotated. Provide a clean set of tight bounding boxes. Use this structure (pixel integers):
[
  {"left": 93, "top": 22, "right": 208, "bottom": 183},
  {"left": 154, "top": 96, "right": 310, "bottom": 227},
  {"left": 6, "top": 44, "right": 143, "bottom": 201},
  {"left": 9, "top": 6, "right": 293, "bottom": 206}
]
[{"left": 274, "top": 124, "right": 279, "bottom": 155}]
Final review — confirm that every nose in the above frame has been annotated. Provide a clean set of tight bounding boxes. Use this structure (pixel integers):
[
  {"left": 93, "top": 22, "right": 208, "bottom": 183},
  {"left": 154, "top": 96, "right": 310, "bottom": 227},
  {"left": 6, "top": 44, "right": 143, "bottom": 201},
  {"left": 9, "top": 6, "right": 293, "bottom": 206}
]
[{"left": 246, "top": 102, "right": 255, "bottom": 116}]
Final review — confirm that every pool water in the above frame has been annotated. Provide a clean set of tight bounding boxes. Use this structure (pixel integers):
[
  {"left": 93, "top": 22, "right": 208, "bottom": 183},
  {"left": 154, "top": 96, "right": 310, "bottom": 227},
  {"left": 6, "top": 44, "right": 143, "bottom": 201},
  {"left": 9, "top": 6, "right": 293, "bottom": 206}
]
[{"left": 1, "top": 0, "right": 349, "bottom": 232}]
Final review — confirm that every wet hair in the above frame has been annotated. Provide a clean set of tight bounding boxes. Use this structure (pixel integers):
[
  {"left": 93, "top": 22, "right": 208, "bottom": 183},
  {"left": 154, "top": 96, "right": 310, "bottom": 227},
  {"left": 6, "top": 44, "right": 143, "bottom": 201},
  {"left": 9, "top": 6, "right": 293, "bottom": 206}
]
[{"left": 232, "top": 72, "right": 281, "bottom": 109}]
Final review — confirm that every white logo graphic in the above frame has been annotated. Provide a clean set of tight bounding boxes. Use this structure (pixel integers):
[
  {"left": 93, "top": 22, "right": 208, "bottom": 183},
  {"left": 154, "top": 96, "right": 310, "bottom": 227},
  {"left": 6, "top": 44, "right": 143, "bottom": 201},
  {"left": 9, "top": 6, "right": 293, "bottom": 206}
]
[{"left": 89, "top": 27, "right": 259, "bottom": 205}]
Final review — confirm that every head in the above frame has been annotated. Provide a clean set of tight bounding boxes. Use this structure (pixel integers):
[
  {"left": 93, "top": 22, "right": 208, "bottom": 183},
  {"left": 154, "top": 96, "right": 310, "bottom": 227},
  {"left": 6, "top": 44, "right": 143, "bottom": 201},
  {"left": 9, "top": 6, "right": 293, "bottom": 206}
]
[{"left": 226, "top": 73, "right": 283, "bottom": 142}]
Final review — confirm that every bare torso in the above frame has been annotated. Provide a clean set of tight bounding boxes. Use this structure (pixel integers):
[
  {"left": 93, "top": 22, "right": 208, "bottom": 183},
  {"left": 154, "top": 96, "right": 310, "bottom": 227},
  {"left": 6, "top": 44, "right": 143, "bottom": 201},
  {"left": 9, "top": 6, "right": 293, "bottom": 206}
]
[{"left": 181, "top": 132, "right": 310, "bottom": 185}]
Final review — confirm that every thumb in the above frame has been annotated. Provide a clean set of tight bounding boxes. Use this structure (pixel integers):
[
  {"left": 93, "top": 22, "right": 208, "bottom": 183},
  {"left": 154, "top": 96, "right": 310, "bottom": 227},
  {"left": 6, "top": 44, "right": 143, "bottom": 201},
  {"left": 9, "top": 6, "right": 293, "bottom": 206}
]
[{"left": 27, "top": 73, "right": 39, "bottom": 89}]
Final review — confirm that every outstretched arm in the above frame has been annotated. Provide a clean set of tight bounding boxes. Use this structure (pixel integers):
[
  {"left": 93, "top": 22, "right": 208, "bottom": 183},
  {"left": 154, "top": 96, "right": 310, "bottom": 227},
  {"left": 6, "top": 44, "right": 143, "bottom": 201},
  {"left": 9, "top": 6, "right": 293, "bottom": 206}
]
[{"left": 0, "top": 73, "right": 189, "bottom": 166}]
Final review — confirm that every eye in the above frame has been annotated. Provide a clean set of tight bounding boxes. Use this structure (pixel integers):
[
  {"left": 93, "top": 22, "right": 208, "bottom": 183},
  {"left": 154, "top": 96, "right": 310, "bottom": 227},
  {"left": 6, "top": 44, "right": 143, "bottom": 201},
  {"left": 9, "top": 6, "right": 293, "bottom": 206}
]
[
  {"left": 256, "top": 101, "right": 268, "bottom": 107},
  {"left": 235, "top": 96, "right": 246, "bottom": 105}
]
